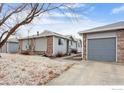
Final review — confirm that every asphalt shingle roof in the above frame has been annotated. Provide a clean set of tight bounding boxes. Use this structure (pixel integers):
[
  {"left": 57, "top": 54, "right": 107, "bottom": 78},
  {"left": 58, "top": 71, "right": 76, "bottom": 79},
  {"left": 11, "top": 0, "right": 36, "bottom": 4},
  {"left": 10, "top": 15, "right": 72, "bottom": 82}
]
[
  {"left": 19, "top": 30, "right": 69, "bottom": 40},
  {"left": 79, "top": 21, "right": 124, "bottom": 34},
  {"left": 65, "top": 35, "right": 79, "bottom": 41}
]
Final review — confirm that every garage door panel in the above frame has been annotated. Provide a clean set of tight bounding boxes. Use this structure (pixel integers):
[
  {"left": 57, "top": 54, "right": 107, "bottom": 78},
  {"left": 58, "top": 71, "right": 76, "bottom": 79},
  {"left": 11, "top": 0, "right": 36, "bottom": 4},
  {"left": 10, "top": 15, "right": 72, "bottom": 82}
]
[
  {"left": 88, "top": 38, "right": 116, "bottom": 62},
  {"left": 8, "top": 42, "right": 18, "bottom": 53}
]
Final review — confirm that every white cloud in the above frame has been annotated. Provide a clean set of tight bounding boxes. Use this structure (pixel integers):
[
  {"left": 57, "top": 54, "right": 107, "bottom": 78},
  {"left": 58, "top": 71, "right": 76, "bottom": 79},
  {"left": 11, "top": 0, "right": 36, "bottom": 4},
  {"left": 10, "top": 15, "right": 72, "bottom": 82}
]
[
  {"left": 45, "top": 12, "right": 80, "bottom": 18},
  {"left": 112, "top": 5, "right": 124, "bottom": 14},
  {"left": 17, "top": 4, "right": 105, "bottom": 38},
  {"left": 32, "top": 4, "right": 95, "bottom": 25},
  {"left": 20, "top": 15, "right": 107, "bottom": 38},
  {"left": 49, "top": 10, "right": 83, "bottom": 18},
  {"left": 60, "top": 4, "right": 86, "bottom": 9},
  {"left": 68, "top": 3, "right": 86, "bottom": 8},
  {"left": 31, "top": 11, "right": 83, "bottom": 25}
]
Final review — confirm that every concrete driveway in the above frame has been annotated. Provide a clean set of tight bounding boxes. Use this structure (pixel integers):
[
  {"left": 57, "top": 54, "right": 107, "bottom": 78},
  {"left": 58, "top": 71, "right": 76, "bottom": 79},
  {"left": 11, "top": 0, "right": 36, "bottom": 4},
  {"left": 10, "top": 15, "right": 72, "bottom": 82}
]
[{"left": 47, "top": 61, "right": 124, "bottom": 85}]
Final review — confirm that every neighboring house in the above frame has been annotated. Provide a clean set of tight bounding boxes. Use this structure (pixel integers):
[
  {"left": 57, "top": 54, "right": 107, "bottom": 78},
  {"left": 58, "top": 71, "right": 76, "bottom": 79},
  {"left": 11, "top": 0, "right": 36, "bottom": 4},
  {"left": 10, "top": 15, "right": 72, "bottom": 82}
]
[
  {"left": 19, "top": 30, "right": 82, "bottom": 57},
  {"left": 79, "top": 21, "right": 124, "bottom": 63},
  {"left": 65, "top": 35, "right": 82, "bottom": 53},
  {"left": 19, "top": 30, "right": 69, "bottom": 56},
  {"left": 0, "top": 37, "right": 19, "bottom": 53},
  {"left": 77, "top": 39, "right": 82, "bottom": 53},
  {"left": 65, "top": 35, "right": 77, "bottom": 53}
]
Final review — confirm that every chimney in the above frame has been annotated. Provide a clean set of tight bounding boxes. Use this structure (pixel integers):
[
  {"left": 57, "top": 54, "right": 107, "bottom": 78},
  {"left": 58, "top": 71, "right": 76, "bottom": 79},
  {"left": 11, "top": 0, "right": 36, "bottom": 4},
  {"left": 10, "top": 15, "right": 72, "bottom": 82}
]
[{"left": 37, "top": 31, "right": 39, "bottom": 36}]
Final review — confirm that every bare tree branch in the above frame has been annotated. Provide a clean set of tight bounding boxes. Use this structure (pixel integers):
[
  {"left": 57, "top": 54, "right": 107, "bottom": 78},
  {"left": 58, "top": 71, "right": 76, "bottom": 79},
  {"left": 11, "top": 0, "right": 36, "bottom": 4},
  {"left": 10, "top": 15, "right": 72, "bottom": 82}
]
[
  {"left": 0, "top": 4, "right": 27, "bottom": 27},
  {"left": 0, "top": 3, "right": 4, "bottom": 13},
  {"left": 0, "top": 31, "right": 8, "bottom": 42},
  {"left": 0, "top": 3, "right": 77, "bottom": 49}
]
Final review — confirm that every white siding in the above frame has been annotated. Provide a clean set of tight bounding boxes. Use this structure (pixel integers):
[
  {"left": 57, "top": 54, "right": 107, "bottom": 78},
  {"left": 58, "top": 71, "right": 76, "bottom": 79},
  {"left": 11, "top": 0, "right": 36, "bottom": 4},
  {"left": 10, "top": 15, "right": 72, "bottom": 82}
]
[
  {"left": 77, "top": 41, "right": 82, "bottom": 52},
  {"left": 87, "top": 31, "right": 116, "bottom": 39},
  {"left": 53, "top": 36, "right": 67, "bottom": 56},
  {"left": 0, "top": 43, "right": 7, "bottom": 53},
  {"left": 0, "top": 42, "right": 18, "bottom": 53},
  {"left": 69, "top": 41, "right": 77, "bottom": 50},
  {"left": 35, "top": 38, "right": 47, "bottom": 51},
  {"left": 22, "top": 38, "right": 47, "bottom": 51},
  {"left": 8, "top": 42, "right": 18, "bottom": 53},
  {"left": 22, "top": 39, "right": 29, "bottom": 50}
]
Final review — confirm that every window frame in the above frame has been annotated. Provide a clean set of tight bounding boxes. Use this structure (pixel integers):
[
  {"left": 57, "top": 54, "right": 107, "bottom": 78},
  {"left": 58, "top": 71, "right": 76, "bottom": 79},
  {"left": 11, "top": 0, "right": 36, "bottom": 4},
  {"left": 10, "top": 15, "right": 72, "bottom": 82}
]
[{"left": 58, "top": 38, "right": 63, "bottom": 45}]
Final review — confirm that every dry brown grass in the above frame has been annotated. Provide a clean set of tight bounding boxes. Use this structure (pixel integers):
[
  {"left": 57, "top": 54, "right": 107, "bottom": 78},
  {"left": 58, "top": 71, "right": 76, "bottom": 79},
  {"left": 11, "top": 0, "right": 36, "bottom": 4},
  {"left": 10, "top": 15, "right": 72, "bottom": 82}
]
[{"left": 0, "top": 53, "right": 74, "bottom": 85}]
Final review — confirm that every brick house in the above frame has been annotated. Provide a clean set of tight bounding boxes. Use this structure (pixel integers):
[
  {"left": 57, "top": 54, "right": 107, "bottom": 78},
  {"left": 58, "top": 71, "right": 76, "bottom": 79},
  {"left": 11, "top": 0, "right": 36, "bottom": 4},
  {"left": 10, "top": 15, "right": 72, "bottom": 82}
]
[
  {"left": 79, "top": 21, "right": 124, "bottom": 63},
  {"left": 19, "top": 30, "right": 81, "bottom": 57}
]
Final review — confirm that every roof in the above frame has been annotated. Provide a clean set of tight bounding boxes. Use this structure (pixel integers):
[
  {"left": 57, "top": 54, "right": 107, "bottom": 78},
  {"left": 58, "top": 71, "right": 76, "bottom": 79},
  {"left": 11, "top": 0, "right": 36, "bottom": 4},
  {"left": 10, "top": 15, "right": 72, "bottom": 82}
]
[
  {"left": 65, "top": 35, "right": 74, "bottom": 40},
  {"left": 19, "top": 30, "right": 69, "bottom": 40},
  {"left": 79, "top": 21, "right": 124, "bottom": 34},
  {"left": 65, "top": 35, "right": 79, "bottom": 41},
  {"left": 1, "top": 33, "right": 18, "bottom": 43},
  {"left": 7, "top": 37, "right": 18, "bottom": 43}
]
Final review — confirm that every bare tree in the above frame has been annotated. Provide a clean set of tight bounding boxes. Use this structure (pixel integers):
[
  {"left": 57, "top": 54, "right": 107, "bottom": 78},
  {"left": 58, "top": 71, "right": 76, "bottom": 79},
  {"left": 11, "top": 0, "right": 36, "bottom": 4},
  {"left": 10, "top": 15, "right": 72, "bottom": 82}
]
[
  {"left": 0, "top": 3, "right": 75, "bottom": 49},
  {"left": 0, "top": 3, "right": 87, "bottom": 58}
]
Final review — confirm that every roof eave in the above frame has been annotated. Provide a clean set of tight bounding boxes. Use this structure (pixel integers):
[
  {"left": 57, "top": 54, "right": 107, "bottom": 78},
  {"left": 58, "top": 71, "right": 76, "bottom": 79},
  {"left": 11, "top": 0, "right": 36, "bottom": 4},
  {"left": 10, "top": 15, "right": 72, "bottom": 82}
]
[
  {"left": 19, "top": 35, "right": 70, "bottom": 40},
  {"left": 78, "top": 28, "right": 124, "bottom": 35}
]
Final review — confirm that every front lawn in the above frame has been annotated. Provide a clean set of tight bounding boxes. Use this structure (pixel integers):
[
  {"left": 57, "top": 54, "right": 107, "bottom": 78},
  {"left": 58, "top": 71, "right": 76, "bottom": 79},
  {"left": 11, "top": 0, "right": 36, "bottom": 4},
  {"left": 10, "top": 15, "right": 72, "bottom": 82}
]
[{"left": 0, "top": 53, "right": 74, "bottom": 85}]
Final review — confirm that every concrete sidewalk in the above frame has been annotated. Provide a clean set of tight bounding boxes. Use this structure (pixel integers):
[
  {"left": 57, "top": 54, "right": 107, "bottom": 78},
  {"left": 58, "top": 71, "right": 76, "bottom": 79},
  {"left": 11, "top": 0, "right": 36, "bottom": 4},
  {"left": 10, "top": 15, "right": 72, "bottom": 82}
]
[{"left": 46, "top": 61, "right": 124, "bottom": 85}]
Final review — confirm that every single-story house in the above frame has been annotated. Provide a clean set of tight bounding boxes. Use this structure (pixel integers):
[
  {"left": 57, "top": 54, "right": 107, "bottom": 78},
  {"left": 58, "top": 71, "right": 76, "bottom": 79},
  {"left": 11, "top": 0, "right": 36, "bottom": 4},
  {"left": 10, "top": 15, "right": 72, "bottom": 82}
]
[
  {"left": 79, "top": 21, "right": 124, "bottom": 63},
  {"left": 65, "top": 35, "right": 82, "bottom": 53},
  {"left": 77, "top": 39, "right": 82, "bottom": 53},
  {"left": 19, "top": 30, "right": 82, "bottom": 57},
  {"left": 0, "top": 37, "right": 19, "bottom": 53}
]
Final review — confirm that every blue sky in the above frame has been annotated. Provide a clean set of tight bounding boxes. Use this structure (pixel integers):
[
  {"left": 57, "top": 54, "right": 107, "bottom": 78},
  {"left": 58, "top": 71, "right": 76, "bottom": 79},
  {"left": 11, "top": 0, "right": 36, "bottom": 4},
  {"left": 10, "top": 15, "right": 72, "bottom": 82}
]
[{"left": 19, "top": 3, "right": 124, "bottom": 38}]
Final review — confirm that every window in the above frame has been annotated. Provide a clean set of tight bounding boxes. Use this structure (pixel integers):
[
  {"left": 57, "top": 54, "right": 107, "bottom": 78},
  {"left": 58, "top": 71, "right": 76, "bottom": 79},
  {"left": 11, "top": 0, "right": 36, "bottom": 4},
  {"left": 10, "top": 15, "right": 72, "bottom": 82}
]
[
  {"left": 26, "top": 45, "right": 29, "bottom": 49},
  {"left": 58, "top": 38, "right": 63, "bottom": 45}
]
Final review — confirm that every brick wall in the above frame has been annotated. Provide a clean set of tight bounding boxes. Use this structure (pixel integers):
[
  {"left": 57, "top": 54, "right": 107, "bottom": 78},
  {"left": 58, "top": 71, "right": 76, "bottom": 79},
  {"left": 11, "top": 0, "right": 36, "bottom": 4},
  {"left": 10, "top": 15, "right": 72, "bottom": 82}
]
[
  {"left": 19, "top": 38, "right": 53, "bottom": 56},
  {"left": 30, "top": 39, "right": 35, "bottom": 51},
  {"left": 46, "top": 36, "right": 53, "bottom": 56},
  {"left": 83, "top": 33, "right": 87, "bottom": 60},
  {"left": 18, "top": 40, "right": 23, "bottom": 53},
  {"left": 19, "top": 39, "right": 35, "bottom": 55},
  {"left": 117, "top": 30, "right": 124, "bottom": 63}
]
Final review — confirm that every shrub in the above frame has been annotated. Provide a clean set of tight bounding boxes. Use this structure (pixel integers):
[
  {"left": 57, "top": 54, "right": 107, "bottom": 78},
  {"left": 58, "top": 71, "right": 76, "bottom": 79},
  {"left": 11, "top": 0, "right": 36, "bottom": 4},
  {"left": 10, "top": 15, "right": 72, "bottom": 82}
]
[
  {"left": 71, "top": 49, "right": 77, "bottom": 54},
  {"left": 56, "top": 52, "right": 63, "bottom": 57}
]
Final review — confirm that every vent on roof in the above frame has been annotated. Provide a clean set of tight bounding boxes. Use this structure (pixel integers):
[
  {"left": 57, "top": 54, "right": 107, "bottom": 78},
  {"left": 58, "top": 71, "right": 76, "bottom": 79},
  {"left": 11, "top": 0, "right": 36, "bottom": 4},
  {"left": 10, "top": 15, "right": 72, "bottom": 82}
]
[{"left": 37, "top": 31, "right": 39, "bottom": 36}]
